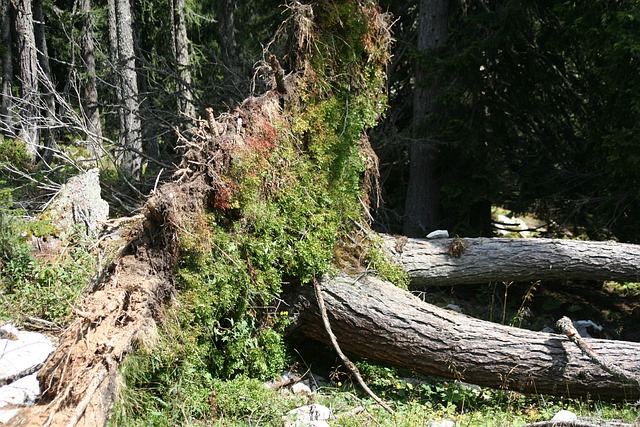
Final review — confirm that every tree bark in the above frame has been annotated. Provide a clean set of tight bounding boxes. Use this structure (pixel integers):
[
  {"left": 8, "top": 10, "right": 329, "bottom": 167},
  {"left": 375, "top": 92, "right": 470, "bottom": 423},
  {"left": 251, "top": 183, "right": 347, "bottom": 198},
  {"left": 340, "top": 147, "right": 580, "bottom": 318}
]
[
  {"left": 383, "top": 235, "right": 640, "bottom": 287},
  {"left": 13, "top": 0, "right": 40, "bottom": 161},
  {"left": 110, "top": 0, "right": 142, "bottom": 179},
  {"left": 170, "top": 0, "right": 195, "bottom": 119},
  {"left": 403, "top": 0, "right": 448, "bottom": 237},
  {"left": 289, "top": 273, "right": 640, "bottom": 400},
  {"left": 78, "top": 0, "right": 103, "bottom": 163},
  {"left": 33, "top": 0, "right": 56, "bottom": 163},
  {"left": 1, "top": 0, "right": 14, "bottom": 134},
  {"left": 216, "top": 0, "right": 237, "bottom": 65}
]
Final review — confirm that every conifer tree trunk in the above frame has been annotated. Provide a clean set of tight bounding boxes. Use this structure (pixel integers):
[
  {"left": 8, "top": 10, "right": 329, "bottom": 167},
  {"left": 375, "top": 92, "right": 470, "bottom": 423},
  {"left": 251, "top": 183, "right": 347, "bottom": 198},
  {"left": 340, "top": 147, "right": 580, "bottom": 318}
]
[
  {"left": 79, "top": 0, "right": 103, "bottom": 162},
  {"left": 403, "top": 0, "right": 448, "bottom": 237},
  {"left": 33, "top": 0, "right": 56, "bottom": 163},
  {"left": 109, "top": 0, "right": 142, "bottom": 179},
  {"left": 1, "top": 0, "right": 13, "bottom": 134},
  {"left": 13, "top": 0, "right": 40, "bottom": 161},
  {"left": 384, "top": 235, "right": 640, "bottom": 287},
  {"left": 216, "top": 0, "right": 240, "bottom": 90},
  {"left": 290, "top": 273, "right": 640, "bottom": 400},
  {"left": 170, "top": 0, "right": 194, "bottom": 119}
]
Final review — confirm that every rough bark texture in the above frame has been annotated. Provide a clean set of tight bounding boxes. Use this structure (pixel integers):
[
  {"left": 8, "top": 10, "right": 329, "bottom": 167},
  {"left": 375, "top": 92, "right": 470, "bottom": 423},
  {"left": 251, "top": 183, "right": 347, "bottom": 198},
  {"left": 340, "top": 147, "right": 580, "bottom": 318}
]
[
  {"left": 79, "top": 0, "right": 103, "bottom": 162},
  {"left": 403, "top": 0, "right": 448, "bottom": 237},
  {"left": 290, "top": 273, "right": 640, "bottom": 400},
  {"left": 33, "top": 0, "right": 56, "bottom": 162},
  {"left": 384, "top": 235, "right": 640, "bottom": 287},
  {"left": 13, "top": 0, "right": 40, "bottom": 160},
  {"left": 1, "top": 0, "right": 13, "bottom": 133},
  {"left": 170, "top": 0, "right": 194, "bottom": 119},
  {"left": 113, "top": 0, "right": 142, "bottom": 179}
]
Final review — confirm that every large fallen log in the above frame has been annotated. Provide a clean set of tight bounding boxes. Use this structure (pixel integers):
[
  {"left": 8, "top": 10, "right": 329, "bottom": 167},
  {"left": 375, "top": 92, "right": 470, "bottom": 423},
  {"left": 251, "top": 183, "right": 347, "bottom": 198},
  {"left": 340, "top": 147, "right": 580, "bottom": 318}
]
[
  {"left": 4, "top": 182, "right": 189, "bottom": 427},
  {"left": 383, "top": 235, "right": 640, "bottom": 287},
  {"left": 289, "top": 273, "right": 640, "bottom": 400}
]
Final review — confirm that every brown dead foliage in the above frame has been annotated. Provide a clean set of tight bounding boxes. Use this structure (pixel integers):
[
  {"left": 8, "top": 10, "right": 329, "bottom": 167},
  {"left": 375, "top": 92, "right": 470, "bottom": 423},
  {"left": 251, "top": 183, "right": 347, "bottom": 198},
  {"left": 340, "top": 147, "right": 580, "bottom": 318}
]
[{"left": 6, "top": 68, "right": 296, "bottom": 426}]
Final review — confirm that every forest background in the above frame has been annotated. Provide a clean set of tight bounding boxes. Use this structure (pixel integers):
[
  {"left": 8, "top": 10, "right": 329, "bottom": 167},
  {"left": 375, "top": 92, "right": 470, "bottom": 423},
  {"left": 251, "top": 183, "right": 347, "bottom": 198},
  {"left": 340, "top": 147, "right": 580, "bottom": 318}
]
[
  {"left": 1, "top": 0, "right": 640, "bottom": 425},
  {"left": 3, "top": 0, "right": 639, "bottom": 243}
]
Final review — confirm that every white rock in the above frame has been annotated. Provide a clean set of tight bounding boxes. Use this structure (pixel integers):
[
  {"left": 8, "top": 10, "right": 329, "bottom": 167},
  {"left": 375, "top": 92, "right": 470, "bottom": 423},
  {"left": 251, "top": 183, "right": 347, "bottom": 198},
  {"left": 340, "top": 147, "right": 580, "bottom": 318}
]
[
  {"left": 291, "top": 381, "right": 312, "bottom": 395},
  {"left": 0, "top": 408, "right": 20, "bottom": 424},
  {"left": 572, "top": 320, "right": 603, "bottom": 338},
  {"left": 0, "top": 324, "right": 55, "bottom": 382},
  {"left": 551, "top": 409, "right": 577, "bottom": 422},
  {"left": 494, "top": 214, "right": 530, "bottom": 237},
  {"left": 0, "top": 374, "right": 41, "bottom": 407},
  {"left": 445, "top": 304, "right": 462, "bottom": 313},
  {"left": 430, "top": 420, "right": 455, "bottom": 427},
  {"left": 426, "top": 230, "right": 449, "bottom": 239},
  {"left": 285, "top": 404, "right": 332, "bottom": 425}
]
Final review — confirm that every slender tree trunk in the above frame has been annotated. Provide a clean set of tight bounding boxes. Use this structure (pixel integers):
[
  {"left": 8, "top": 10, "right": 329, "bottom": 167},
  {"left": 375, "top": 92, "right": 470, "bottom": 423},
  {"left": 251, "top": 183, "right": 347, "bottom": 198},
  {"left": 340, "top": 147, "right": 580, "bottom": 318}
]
[
  {"left": 33, "top": 0, "right": 56, "bottom": 163},
  {"left": 1, "top": 0, "right": 14, "bottom": 134},
  {"left": 12, "top": 0, "right": 40, "bottom": 161},
  {"left": 383, "top": 235, "right": 640, "bottom": 287},
  {"left": 170, "top": 0, "right": 194, "bottom": 119},
  {"left": 217, "top": 0, "right": 237, "bottom": 63},
  {"left": 109, "top": 0, "right": 142, "bottom": 179},
  {"left": 403, "top": 0, "right": 449, "bottom": 237},
  {"left": 289, "top": 273, "right": 640, "bottom": 400},
  {"left": 79, "top": 0, "right": 103, "bottom": 163},
  {"left": 216, "top": 0, "right": 241, "bottom": 92}
]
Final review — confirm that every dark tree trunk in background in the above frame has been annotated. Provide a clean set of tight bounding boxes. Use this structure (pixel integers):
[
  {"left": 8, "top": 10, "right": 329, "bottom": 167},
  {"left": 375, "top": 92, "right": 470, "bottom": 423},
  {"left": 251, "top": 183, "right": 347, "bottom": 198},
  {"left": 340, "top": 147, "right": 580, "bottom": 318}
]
[
  {"left": 290, "top": 273, "right": 640, "bottom": 400},
  {"left": 79, "top": 0, "right": 103, "bottom": 162},
  {"left": 383, "top": 235, "right": 640, "bottom": 287},
  {"left": 1, "top": 0, "right": 14, "bottom": 134},
  {"left": 170, "top": 0, "right": 194, "bottom": 119},
  {"left": 33, "top": 0, "right": 56, "bottom": 163},
  {"left": 216, "top": 0, "right": 242, "bottom": 92},
  {"left": 403, "top": 0, "right": 448, "bottom": 237},
  {"left": 13, "top": 0, "right": 40, "bottom": 161},
  {"left": 217, "top": 0, "right": 237, "bottom": 64}
]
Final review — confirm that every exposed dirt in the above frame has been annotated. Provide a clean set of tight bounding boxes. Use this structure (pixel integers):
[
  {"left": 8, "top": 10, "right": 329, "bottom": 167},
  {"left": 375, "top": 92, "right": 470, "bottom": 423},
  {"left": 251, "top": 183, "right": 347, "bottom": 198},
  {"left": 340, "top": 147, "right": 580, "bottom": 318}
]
[
  {"left": 5, "top": 81, "right": 290, "bottom": 426},
  {"left": 4, "top": 174, "right": 213, "bottom": 426}
]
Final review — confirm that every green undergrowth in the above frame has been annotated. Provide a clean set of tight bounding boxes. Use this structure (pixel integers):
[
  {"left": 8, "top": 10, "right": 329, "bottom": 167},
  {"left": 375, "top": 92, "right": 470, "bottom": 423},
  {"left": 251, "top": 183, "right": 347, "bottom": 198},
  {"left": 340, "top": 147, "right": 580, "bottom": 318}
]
[
  {"left": 114, "top": 355, "right": 638, "bottom": 426},
  {"left": 110, "top": 1, "right": 402, "bottom": 425},
  {"left": 0, "top": 205, "right": 95, "bottom": 326}
]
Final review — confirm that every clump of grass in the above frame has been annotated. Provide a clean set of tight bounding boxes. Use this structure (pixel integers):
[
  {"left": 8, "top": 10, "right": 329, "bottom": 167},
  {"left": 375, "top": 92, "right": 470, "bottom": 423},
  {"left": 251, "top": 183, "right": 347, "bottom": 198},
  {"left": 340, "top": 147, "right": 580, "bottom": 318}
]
[{"left": 0, "top": 211, "right": 95, "bottom": 326}]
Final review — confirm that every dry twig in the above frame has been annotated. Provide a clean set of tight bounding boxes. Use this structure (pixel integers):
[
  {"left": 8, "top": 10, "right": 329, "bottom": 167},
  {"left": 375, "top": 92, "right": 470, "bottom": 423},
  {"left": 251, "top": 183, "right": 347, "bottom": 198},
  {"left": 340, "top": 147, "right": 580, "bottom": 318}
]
[
  {"left": 556, "top": 316, "right": 640, "bottom": 390},
  {"left": 312, "top": 276, "right": 394, "bottom": 414}
]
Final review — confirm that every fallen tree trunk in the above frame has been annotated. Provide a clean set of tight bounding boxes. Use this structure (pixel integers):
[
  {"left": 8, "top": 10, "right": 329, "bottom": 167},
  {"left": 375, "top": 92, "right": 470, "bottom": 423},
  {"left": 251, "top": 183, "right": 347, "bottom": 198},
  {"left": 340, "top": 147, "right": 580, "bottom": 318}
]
[
  {"left": 289, "top": 273, "right": 640, "bottom": 400},
  {"left": 384, "top": 235, "right": 640, "bottom": 287},
  {"left": 4, "top": 182, "right": 190, "bottom": 427}
]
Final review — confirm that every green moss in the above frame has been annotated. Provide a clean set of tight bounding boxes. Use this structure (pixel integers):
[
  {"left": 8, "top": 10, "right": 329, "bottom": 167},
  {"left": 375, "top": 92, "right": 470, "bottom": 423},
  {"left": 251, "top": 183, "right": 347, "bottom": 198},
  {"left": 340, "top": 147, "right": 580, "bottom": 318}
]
[{"left": 114, "top": 1, "right": 391, "bottom": 424}]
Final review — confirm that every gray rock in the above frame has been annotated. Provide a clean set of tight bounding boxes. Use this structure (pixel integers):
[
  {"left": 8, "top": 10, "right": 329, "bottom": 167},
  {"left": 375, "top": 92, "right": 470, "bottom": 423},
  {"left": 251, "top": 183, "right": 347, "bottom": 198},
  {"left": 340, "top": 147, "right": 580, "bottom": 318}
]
[
  {"left": 45, "top": 168, "right": 109, "bottom": 239},
  {"left": 426, "top": 230, "right": 449, "bottom": 239}
]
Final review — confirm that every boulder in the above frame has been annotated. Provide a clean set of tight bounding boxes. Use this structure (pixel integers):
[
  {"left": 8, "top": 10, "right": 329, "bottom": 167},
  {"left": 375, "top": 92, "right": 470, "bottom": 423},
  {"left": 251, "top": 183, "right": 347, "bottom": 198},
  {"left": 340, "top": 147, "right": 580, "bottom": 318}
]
[{"left": 45, "top": 168, "right": 108, "bottom": 239}]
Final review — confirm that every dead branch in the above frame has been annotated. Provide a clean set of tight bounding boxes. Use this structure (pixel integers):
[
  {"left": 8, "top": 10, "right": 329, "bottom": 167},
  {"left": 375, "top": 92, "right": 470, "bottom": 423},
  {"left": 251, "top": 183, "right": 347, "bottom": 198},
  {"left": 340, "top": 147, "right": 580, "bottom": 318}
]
[{"left": 312, "top": 276, "right": 394, "bottom": 414}]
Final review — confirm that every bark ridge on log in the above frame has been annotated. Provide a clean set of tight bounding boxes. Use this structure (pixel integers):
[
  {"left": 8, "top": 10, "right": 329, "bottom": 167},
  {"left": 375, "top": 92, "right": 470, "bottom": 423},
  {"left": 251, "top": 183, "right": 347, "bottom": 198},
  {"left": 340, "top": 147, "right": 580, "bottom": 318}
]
[
  {"left": 289, "top": 273, "right": 640, "bottom": 400},
  {"left": 383, "top": 235, "right": 640, "bottom": 287}
]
